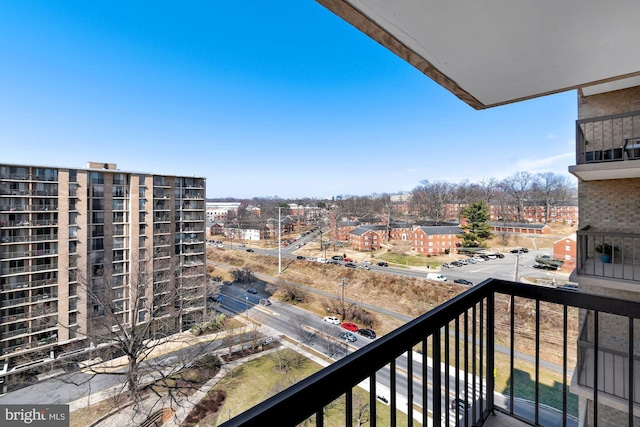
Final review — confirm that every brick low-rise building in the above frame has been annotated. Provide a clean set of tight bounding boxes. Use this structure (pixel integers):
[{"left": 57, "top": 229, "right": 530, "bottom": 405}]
[{"left": 411, "top": 225, "right": 463, "bottom": 255}]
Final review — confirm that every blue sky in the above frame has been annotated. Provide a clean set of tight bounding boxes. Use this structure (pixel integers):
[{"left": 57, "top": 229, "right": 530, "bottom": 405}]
[{"left": 0, "top": 1, "right": 577, "bottom": 199}]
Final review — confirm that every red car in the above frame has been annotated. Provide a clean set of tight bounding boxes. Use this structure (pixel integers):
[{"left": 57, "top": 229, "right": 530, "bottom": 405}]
[
  {"left": 343, "top": 257, "right": 353, "bottom": 262},
  {"left": 341, "top": 322, "right": 359, "bottom": 332}
]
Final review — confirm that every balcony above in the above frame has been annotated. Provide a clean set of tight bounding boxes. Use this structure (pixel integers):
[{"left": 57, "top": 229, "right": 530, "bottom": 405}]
[{"left": 570, "top": 110, "right": 640, "bottom": 181}]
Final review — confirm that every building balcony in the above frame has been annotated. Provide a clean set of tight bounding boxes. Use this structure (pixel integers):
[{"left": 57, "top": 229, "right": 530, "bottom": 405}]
[
  {"left": 0, "top": 293, "right": 58, "bottom": 308},
  {"left": 2, "top": 249, "right": 58, "bottom": 259},
  {"left": 574, "top": 227, "right": 640, "bottom": 288},
  {"left": 218, "top": 278, "right": 640, "bottom": 427},
  {"left": 570, "top": 110, "right": 640, "bottom": 181}
]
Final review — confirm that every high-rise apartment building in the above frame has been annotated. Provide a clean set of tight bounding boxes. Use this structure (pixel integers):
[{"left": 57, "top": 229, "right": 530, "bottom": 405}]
[{"left": 0, "top": 162, "right": 206, "bottom": 370}]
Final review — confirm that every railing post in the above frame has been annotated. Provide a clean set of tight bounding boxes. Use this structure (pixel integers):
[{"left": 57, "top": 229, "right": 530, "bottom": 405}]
[{"left": 486, "top": 291, "right": 495, "bottom": 416}]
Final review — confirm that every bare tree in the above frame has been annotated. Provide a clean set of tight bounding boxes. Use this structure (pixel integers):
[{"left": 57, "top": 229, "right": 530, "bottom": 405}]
[
  {"left": 500, "top": 172, "right": 535, "bottom": 223},
  {"left": 58, "top": 254, "right": 209, "bottom": 408},
  {"left": 410, "top": 180, "right": 454, "bottom": 224},
  {"left": 532, "top": 172, "right": 575, "bottom": 223}
]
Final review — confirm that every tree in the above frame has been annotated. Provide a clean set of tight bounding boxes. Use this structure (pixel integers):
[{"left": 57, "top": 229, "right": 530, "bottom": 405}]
[
  {"left": 59, "top": 254, "right": 209, "bottom": 408},
  {"left": 500, "top": 172, "right": 535, "bottom": 223},
  {"left": 410, "top": 180, "right": 454, "bottom": 224},
  {"left": 531, "top": 172, "right": 575, "bottom": 223},
  {"left": 460, "top": 201, "right": 492, "bottom": 247}
]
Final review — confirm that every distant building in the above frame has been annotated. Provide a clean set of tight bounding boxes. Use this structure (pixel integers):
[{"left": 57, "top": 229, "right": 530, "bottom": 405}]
[
  {"left": 411, "top": 225, "right": 463, "bottom": 255},
  {"left": 553, "top": 234, "right": 577, "bottom": 272}
]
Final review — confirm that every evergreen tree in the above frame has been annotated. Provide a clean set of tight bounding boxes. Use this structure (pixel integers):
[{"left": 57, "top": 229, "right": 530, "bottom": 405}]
[{"left": 460, "top": 201, "right": 492, "bottom": 247}]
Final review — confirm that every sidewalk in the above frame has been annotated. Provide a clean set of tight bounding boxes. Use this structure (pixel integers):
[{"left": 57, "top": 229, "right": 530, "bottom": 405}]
[{"left": 82, "top": 323, "right": 328, "bottom": 427}]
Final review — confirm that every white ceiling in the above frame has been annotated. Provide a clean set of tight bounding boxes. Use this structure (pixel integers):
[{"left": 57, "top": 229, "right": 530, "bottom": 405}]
[{"left": 317, "top": 0, "right": 640, "bottom": 109}]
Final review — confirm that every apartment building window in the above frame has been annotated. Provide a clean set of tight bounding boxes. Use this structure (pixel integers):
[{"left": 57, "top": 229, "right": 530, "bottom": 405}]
[
  {"left": 113, "top": 212, "right": 127, "bottom": 223},
  {"left": 139, "top": 199, "right": 146, "bottom": 210},
  {"left": 35, "top": 168, "right": 57, "bottom": 181},
  {"left": 91, "top": 225, "right": 104, "bottom": 237},
  {"left": 69, "top": 226, "right": 78, "bottom": 239},
  {"left": 113, "top": 199, "right": 126, "bottom": 210},
  {"left": 91, "top": 185, "right": 104, "bottom": 198},
  {"left": 113, "top": 174, "right": 126, "bottom": 186},
  {"left": 91, "top": 238, "right": 104, "bottom": 251},
  {"left": 91, "top": 172, "right": 104, "bottom": 185},
  {"left": 69, "top": 212, "right": 78, "bottom": 225},
  {"left": 69, "top": 198, "right": 78, "bottom": 211},
  {"left": 69, "top": 170, "right": 77, "bottom": 183},
  {"left": 92, "top": 199, "right": 105, "bottom": 211},
  {"left": 69, "top": 283, "right": 77, "bottom": 296},
  {"left": 139, "top": 186, "right": 146, "bottom": 198},
  {"left": 92, "top": 212, "right": 104, "bottom": 224},
  {"left": 69, "top": 241, "right": 77, "bottom": 253},
  {"left": 139, "top": 212, "right": 146, "bottom": 223}
]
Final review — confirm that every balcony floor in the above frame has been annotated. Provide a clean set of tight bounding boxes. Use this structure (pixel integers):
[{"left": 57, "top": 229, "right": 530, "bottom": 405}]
[
  {"left": 578, "top": 257, "right": 640, "bottom": 284},
  {"left": 484, "top": 412, "right": 532, "bottom": 427}
]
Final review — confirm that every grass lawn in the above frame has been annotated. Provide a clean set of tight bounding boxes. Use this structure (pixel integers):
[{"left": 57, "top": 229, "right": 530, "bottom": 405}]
[
  {"left": 201, "top": 349, "right": 421, "bottom": 427},
  {"left": 378, "top": 252, "right": 441, "bottom": 268}
]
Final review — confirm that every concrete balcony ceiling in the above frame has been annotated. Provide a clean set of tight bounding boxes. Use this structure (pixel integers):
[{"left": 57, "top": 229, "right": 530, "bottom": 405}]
[{"left": 317, "top": 0, "right": 640, "bottom": 109}]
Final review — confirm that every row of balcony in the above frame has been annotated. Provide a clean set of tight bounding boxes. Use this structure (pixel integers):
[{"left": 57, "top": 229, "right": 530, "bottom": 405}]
[
  {"left": 0, "top": 205, "right": 58, "bottom": 212},
  {"left": 0, "top": 189, "right": 58, "bottom": 197},
  {"left": 0, "top": 219, "right": 58, "bottom": 227},
  {"left": 0, "top": 174, "right": 57, "bottom": 182},
  {"left": 1, "top": 278, "right": 57, "bottom": 292},
  {"left": 1, "top": 335, "right": 58, "bottom": 355},
  {"left": 1, "top": 234, "right": 58, "bottom": 243},
  {"left": 220, "top": 279, "right": 640, "bottom": 427},
  {"left": 0, "top": 307, "right": 58, "bottom": 324},
  {"left": 1, "top": 263, "right": 58, "bottom": 275},
  {"left": 0, "top": 293, "right": 58, "bottom": 308},
  {"left": 2, "top": 249, "right": 58, "bottom": 259},
  {"left": 1, "top": 321, "right": 57, "bottom": 341}
]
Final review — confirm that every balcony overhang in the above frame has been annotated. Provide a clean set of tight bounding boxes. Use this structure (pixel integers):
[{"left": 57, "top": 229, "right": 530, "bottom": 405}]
[
  {"left": 569, "top": 161, "right": 640, "bottom": 181},
  {"left": 317, "top": 0, "right": 640, "bottom": 109}
]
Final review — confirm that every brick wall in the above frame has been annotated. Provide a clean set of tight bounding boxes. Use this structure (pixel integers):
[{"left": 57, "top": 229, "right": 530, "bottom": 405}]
[
  {"left": 578, "top": 86, "right": 640, "bottom": 119},
  {"left": 578, "top": 178, "right": 640, "bottom": 233}
]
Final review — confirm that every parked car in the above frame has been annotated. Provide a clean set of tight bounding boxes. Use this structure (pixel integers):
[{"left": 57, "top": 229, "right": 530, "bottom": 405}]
[
  {"left": 306, "top": 257, "right": 316, "bottom": 262},
  {"left": 451, "top": 261, "right": 463, "bottom": 267},
  {"left": 323, "top": 316, "right": 340, "bottom": 325},
  {"left": 534, "top": 263, "right": 557, "bottom": 270},
  {"left": 358, "top": 328, "right": 377, "bottom": 339},
  {"left": 442, "top": 263, "right": 454, "bottom": 268},
  {"left": 317, "top": 258, "right": 329, "bottom": 263},
  {"left": 246, "top": 248, "right": 255, "bottom": 253},
  {"left": 450, "top": 398, "right": 471, "bottom": 411},
  {"left": 341, "top": 322, "right": 359, "bottom": 332},
  {"left": 495, "top": 253, "right": 505, "bottom": 258},
  {"left": 259, "top": 298, "right": 271, "bottom": 306},
  {"left": 361, "top": 264, "right": 370, "bottom": 270},
  {"left": 362, "top": 260, "right": 372, "bottom": 265},
  {"left": 237, "top": 243, "right": 246, "bottom": 247},
  {"left": 332, "top": 255, "right": 344, "bottom": 261},
  {"left": 510, "top": 248, "right": 529, "bottom": 253},
  {"left": 344, "top": 262, "right": 357, "bottom": 268},
  {"left": 377, "top": 261, "right": 388, "bottom": 267},
  {"left": 454, "top": 279, "right": 473, "bottom": 286},
  {"left": 560, "top": 283, "right": 579, "bottom": 291},
  {"left": 343, "top": 257, "right": 353, "bottom": 262},
  {"left": 327, "top": 260, "right": 341, "bottom": 265},
  {"left": 247, "top": 288, "right": 258, "bottom": 294},
  {"left": 340, "top": 332, "right": 357, "bottom": 342},
  {"left": 208, "top": 294, "right": 223, "bottom": 303},
  {"left": 468, "top": 258, "right": 477, "bottom": 264},
  {"left": 296, "top": 255, "right": 305, "bottom": 260},
  {"left": 472, "top": 257, "right": 485, "bottom": 262}
]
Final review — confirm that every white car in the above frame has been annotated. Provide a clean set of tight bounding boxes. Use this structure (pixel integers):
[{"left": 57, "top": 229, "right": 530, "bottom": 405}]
[
  {"left": 362, "top": 260, "right": 372, "bottom": 265},
  {"left": 323, "top": 316, "right": 340, "bottom": 325},
  {"left": 317, "top": 258, "right": 329, "bottom": 263}
]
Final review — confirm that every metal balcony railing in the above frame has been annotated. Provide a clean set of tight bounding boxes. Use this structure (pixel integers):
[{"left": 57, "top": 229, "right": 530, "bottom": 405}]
[
  {"left": 577, "top": 110, "right": 640, "bottom": 164},
  {"left": 220, "top": 279, "right": 640, "bottom": 427},
  {"left": 576, "top": 227, "right": 640, "bottom": 282}
]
